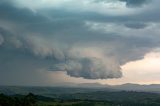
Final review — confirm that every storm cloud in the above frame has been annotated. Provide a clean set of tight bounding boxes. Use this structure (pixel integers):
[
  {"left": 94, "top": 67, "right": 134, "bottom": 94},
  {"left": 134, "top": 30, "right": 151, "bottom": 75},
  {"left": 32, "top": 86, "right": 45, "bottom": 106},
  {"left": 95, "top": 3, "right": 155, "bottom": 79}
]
[
  {"left": 65, "top": 58, "right": 122, "bottom": 79},
  {"left": 0, "top": 0, "right": 160, "bottom": 85},
  {"left": 119, "top": 0, "right": 150, "bottom": 7}
]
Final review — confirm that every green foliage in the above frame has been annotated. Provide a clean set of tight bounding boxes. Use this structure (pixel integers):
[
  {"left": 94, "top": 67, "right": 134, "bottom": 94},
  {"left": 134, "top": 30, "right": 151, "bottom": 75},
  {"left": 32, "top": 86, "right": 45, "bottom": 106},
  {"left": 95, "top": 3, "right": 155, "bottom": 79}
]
[
  {"left": 0, "top": 92, "right": 160, "bottom": 106},
  {"left": 23, "top": 93, "right": 37, "bottom": 106},
  {"left": 0, "top": 93, "right": 37, "bottom": 106}
]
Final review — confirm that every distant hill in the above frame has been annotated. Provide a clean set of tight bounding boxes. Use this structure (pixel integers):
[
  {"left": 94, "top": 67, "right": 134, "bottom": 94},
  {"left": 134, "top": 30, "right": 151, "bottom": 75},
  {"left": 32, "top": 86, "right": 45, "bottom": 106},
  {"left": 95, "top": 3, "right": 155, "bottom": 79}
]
[
  {"left": 0, "top": 86, "right": 113, "bottom": 97},
  {"left": 68, "top": 83, "right": 160, "bottom": 93},
  {"left": 57, "top": 83, "right": 160, "bottom": 93},
  {"left": 0, "top": 83, "right": 160, "bottom": 96},
  {"left": 0, "top": 84, "right": 160, "bottom": 106},
  {"left": 112, "top": 83, "right": 160, "bottom": 93}
]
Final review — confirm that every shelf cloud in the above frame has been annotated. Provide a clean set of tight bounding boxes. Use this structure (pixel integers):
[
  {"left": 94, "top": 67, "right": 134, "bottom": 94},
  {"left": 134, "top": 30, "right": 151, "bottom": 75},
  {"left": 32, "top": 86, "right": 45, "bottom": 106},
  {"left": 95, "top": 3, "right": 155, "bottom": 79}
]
[{"left": 0, "top": 0, "right": 160, "bottom": 85}]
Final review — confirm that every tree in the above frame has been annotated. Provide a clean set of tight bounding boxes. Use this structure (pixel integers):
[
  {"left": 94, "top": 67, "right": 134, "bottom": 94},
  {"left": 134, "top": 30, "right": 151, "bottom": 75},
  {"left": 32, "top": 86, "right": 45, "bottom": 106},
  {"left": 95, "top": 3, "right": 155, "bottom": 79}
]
[{"left": 23, "top": 93, "right": 37, "bottom": 106}]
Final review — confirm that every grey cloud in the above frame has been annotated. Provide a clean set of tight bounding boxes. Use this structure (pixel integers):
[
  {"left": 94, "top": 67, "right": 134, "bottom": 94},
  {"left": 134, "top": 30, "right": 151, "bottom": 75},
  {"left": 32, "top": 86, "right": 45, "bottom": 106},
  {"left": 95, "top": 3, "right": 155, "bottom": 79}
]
[
  {"left": 0, "top": 34, "right": 4, "bottom": 45},
  {"left": 0, "top": 0, "right": 159, "bottom": 31},
  {"left": 119, "top": 0, "right": 150, "bottom": 7},
  {"left": 0, "top": 27, "right": 20, "bottom": 47},
  {"left": 22, "top": 36, "right": 65, "bottom": 60},
  {"left": 93, "top": 0, "right": 150, "bottom": 7},
  {"left": 0, "top": 0, "right": 160, "bottom": 83},
  {"left": 0, "top": 27, "right": 65, "bottom": 61},
  {"left": 124, "top": 22, "right": 148, "bottom": 29},
  {"left": 51, "top": 55, "right": 122, "bottom": 79},
  {"left": 65, "top": 57, "right": 122, "bottom": 79},
  {"left": 0, "top": 26, "right": 124, "bottom": 80}
]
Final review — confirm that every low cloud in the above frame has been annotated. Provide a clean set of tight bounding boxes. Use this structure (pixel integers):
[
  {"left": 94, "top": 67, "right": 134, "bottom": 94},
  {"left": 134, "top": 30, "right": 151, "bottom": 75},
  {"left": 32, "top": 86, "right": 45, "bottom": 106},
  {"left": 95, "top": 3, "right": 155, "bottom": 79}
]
[
  {"left": 65, "top": 57, "right": 122, "bottom": 79},
  {"left": 0, "top": 27, "right": 122, "bottom": 79},
  {"left": 51, "top": 47, "right": 122, "bottom": 79}
]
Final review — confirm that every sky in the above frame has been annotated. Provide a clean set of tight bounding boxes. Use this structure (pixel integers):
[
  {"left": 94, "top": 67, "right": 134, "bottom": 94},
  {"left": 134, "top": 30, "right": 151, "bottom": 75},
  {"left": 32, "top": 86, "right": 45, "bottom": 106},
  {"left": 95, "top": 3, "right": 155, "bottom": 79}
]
[{"left": 0, "top": 0, "right": 160, "bottom": 86}]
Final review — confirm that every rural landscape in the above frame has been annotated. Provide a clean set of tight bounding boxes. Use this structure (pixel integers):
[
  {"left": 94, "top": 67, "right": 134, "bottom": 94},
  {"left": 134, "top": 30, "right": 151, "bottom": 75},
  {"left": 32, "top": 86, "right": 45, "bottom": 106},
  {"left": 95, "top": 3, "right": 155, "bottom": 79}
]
[{"left": 0, "top": 84, "right": 160, "bottom": 106}]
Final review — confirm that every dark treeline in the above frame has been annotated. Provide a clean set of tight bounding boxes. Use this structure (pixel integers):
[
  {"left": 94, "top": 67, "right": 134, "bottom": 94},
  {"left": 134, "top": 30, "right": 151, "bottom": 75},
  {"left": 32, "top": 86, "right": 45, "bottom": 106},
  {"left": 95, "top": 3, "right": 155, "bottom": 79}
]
[
  {"left": 0, "top": 93, "right": 160, "bottom": 106},
  {"left": 0, "top": 93, "right": 36, "bottom": 106}
]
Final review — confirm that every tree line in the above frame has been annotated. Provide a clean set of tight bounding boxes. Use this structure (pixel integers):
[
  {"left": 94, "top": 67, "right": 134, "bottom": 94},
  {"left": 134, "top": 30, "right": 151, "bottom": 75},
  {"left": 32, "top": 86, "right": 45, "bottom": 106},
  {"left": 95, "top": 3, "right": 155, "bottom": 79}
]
[{"left": 0, "top": 93, "right": 36, "bottom": 106}]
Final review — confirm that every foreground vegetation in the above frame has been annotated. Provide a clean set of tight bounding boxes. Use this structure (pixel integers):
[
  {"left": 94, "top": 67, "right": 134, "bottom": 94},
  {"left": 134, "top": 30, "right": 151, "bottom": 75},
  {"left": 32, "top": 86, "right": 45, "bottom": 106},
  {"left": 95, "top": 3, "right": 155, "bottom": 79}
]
[
  {"left": 0, "top": 92, "right": 160, "bottom": 106},
  {"left": 0, "top": 93, "right": 114, "bottom": 106}
]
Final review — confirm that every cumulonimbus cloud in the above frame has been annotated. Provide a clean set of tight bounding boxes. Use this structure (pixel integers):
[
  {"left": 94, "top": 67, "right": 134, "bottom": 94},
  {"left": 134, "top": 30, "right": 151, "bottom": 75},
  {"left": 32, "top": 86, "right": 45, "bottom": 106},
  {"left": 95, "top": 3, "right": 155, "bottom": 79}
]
[
  {"left": 0, "top": 26, "right": 123, "bottom": 79},
  {"left": 51, "top": 46, "right": 122, "bottom": 79},
  {"left": 0, "top": 0, "right": 160, "bottom": 82},
  {"left": 65, "top": 57, "right": 122, "bottom": 79}
]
